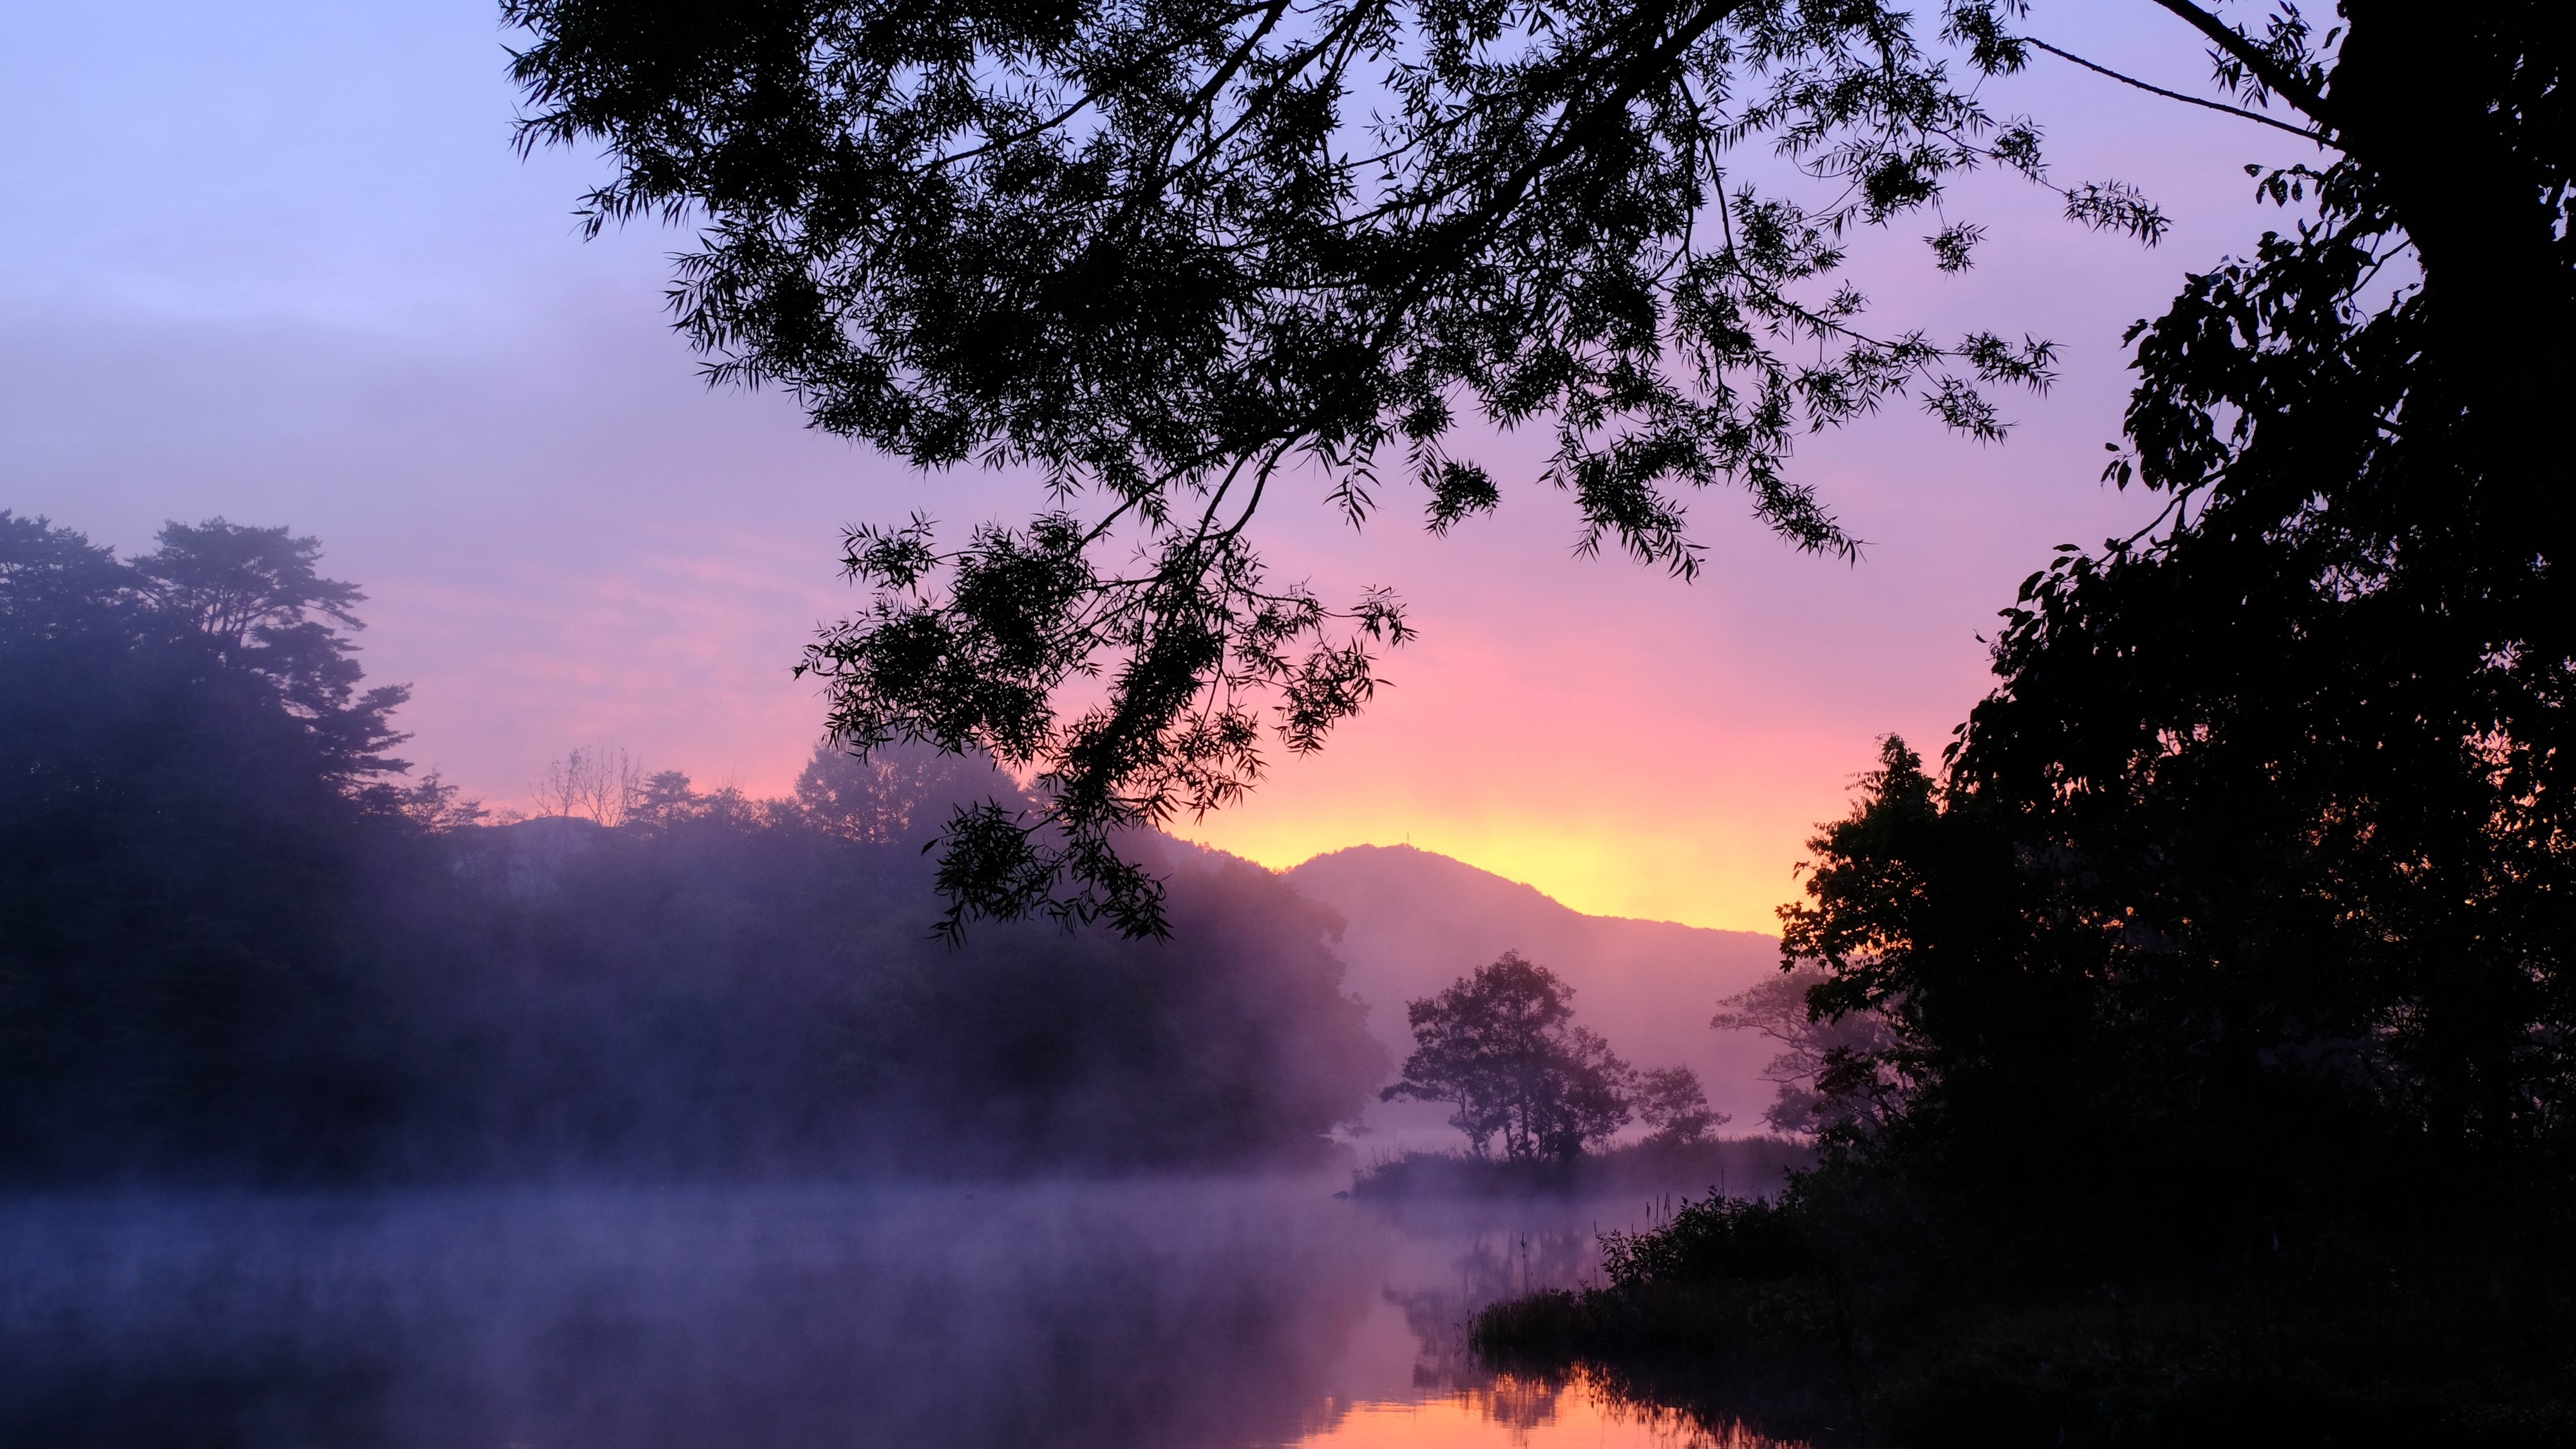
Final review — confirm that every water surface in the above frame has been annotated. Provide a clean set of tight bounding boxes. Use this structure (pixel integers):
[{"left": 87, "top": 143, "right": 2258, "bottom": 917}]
[{"left": 0, "top": 1181, "right": 1818, "bottom": 1449}]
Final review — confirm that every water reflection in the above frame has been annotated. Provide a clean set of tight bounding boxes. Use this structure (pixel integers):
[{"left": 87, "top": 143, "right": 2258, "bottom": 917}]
[
  {"left": 0, "top": 1183, "right": 1819, "bottom": 1449},
  {"left": 1303, "top": 1378, "right": 1814, "bottom": 1449}
]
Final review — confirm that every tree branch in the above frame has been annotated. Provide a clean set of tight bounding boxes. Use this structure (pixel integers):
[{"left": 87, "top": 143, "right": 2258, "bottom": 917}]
[
  {"left": 2146, "top": 0, "right": 2335, "bottom": 129},
  {"left": 2025, "top": 37, "right": 2325, "bottom": 143}
]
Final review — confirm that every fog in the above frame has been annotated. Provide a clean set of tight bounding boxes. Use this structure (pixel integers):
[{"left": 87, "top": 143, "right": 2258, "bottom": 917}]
[
  {"left": 368, "top": 804, "right": 1387, "bottom": 1180},
  {"left": 0, "top": 1184, "right": 1384, "bottom": 1449},
  {"left": 3, "top": 512, "right": 1837, "bottom": 1446},
  {"left": 0, "top": 1180, "right": 1824, "bottom": 1449}
]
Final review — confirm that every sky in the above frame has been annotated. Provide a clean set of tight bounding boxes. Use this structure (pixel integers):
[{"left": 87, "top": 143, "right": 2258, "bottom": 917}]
[{"left": 1, "top": 2, "right": 2318, "bottom": 932}]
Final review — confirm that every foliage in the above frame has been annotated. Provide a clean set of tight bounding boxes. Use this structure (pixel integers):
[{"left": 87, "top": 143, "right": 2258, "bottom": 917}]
[
  {"left": 1382, "top": 951, "right": 1634, "bottom": 1160},
  {"left": 503, "top": 0, "right": 2161, "bottom": 931},
  {"left": 1774, "top": 727, "right": 2571, "bottom": 1238},
  {"left": 1598, "top": 1191, "right": 1811, "bottom": 1289}
]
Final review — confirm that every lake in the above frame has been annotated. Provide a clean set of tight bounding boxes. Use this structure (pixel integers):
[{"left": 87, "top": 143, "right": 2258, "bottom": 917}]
[{"left": 0, "top": 1180, "right": 1828, "bottom": 1449}]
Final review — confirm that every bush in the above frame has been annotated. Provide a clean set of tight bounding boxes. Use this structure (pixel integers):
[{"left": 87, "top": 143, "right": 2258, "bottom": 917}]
[{"left": 1599, "top": 1193, "right": 1812, "bottom": 1289}]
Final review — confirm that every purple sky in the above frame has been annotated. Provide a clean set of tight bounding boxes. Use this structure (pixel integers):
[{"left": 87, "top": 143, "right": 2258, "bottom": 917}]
[{"left": 3, "top": 2, "right": 2320, "bottom": 929}]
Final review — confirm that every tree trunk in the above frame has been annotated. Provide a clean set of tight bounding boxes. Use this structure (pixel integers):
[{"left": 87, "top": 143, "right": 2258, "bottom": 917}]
[{"left": 2331, "top": 6, "right": 2572, "bottom": 522}]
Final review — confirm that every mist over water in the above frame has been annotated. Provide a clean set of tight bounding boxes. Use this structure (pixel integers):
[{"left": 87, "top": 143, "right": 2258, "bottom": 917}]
[
  {"left": 1, "top": 515, "right": 1833, "bottom": 1446},
  {"left": 0, "top": 1179, "right": 1814, "bottom": 1449}
]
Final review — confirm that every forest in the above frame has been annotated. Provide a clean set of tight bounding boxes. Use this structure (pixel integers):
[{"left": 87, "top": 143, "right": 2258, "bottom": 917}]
[{"left": 0, "top": 512, "right": 1389, "bottom": 1182}]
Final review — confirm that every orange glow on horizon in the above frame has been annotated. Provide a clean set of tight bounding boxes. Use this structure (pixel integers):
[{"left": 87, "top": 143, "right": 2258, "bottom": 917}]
[
  {"left": 1182, "top": 809, "right": 1810, "bottom": 935},
  {"left": 1164, "top": 600, "right": 1888, "bottom": 934}
]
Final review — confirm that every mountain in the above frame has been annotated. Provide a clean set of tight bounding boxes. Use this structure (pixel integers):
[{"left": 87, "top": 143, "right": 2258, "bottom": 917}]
[{"left": 1283, "top": 845, "right": 1788, "bottom": 1146}]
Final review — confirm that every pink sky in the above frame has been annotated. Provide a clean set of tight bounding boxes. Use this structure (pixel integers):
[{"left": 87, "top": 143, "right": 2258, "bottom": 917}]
[{"left": 4, "top": 3, "right": 2318, "bottom": 931}]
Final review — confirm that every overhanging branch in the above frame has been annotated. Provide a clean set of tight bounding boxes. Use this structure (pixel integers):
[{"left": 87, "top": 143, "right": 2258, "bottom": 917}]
[
  {"left": 2026, "top": 36, "right": 2325, "bottom": 144},
  {"left": 2147, "top": 0, "right": 2336, "bottom": 128}
]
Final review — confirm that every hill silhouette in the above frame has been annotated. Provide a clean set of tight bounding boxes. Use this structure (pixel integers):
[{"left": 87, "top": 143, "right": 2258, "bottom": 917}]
[{"left": 1283, "top": 845, "right": 1785, "bottom": 1148}]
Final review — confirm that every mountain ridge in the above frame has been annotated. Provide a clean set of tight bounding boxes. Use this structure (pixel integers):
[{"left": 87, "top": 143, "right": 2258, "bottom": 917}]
[{"left": 1292, "top": 843, "right": 1763, "bottom": 933}]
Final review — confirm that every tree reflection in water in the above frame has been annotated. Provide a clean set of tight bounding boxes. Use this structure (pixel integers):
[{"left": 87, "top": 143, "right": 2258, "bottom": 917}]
[
  {"left": 1296, "top": 1372, "right": 1819, "bottom": 1449},
  {"left": 1383, "top": 1219, "right": 1596, "bottom": 1394},
  {"left": 1346, "top": 1209, "right": 1835, "bottom": 1449}
]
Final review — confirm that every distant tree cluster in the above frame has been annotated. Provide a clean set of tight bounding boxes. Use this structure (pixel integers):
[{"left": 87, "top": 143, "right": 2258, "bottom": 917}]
[
  {"left": 401, "top": 766, "right": 1387, "bottom": 1175},
  {"left": 1385, "top": 951, "right": 1720, "bottom": 1163},
  {"left": 0, "top": 514, "right": 1385, "bottom": 1183}
]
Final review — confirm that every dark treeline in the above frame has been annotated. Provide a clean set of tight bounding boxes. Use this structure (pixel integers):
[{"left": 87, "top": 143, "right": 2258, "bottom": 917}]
[{"left": 0, "top": 513, "right": 1385, "bottom": 1184}]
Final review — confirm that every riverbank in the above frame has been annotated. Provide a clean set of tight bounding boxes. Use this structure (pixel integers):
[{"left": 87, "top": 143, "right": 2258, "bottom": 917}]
[{"left": 1470, "top": 1189, "right": 2576, "bottom": 1445}]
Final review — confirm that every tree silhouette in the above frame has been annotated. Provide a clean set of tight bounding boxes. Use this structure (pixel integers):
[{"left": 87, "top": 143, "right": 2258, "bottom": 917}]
[
  {"left": 133, "top": 519, "right": 410, "bottom": 783},
  {"left": 1712, "top": 963, "right": 1897, "bottom": 1139},
  {"left": 0, "top": 514, "right": 414, "bottom": 1177},
  {"left": 1751, "top": 6, "right": 2573, "bottom": 1234},
  {"left": 533, "top": 744, "right": 643, "bottom": 825},
  {"left": 1384, "top": 951, "right": 1633, "bottom": 1162},
  {"left": 1632, "top": 1065, "right": 1725, "bottom": 1147}
]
